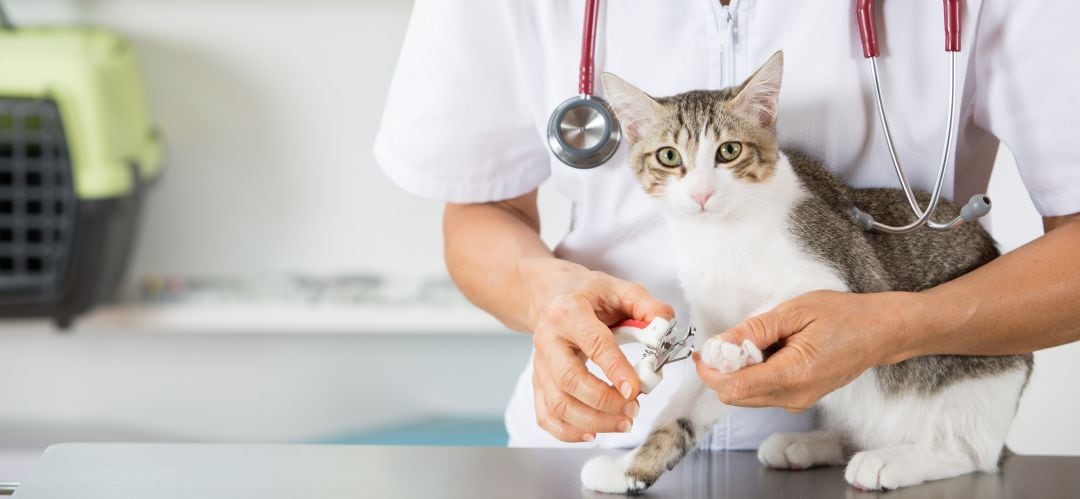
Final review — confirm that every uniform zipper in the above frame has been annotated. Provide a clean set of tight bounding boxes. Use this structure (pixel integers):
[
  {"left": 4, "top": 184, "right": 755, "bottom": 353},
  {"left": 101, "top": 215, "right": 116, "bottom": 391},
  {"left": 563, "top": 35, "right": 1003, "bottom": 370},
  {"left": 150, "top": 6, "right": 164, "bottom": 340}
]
[
  {"left": 723, "top": 5, "right": 736, "bottom": 87},
  {"left": 714, "top": 3, "right": 739, "bottom": 453},
  {"left": 712, "top": 1, "right": 738, "bottom": 88}
]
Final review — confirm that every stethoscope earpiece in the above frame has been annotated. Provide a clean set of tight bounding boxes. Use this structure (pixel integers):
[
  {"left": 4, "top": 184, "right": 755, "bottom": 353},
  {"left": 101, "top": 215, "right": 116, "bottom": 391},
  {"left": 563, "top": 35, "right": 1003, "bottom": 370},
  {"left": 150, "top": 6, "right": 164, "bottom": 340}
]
[
  {"left": 852, "top": 193, "right": 991, "bottom": 233},
  {"left": 852, "top": 207, "right": 876, "bottom": 231},
  {"left": 960, "top": 194, "right": 992, "bottom": 222}
]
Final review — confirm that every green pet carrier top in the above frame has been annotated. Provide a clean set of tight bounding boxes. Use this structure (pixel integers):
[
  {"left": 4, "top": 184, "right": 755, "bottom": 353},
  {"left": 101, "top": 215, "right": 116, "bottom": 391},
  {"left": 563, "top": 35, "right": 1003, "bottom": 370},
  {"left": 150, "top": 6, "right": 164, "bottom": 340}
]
[
  {"left": 0, "top": 27, "right": 162, "bottom": 199},
  {"left": 0, "top": 21, "right": 162, "bottom": 326}
]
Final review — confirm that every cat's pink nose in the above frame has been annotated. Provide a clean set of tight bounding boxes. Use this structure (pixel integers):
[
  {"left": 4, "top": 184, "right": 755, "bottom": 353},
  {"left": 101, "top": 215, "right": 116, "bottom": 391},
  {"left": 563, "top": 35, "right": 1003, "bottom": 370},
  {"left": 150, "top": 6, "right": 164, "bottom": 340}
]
[{"left": 692, "top": 191, "right": 714, "bottom": 209}]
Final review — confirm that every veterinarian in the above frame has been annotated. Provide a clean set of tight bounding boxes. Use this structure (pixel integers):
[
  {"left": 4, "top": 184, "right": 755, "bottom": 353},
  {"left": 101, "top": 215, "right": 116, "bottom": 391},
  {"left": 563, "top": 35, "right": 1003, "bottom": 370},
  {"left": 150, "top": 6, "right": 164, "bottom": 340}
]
[{"left": 374, "top": 1, "right": 1080, "bottom": 448}]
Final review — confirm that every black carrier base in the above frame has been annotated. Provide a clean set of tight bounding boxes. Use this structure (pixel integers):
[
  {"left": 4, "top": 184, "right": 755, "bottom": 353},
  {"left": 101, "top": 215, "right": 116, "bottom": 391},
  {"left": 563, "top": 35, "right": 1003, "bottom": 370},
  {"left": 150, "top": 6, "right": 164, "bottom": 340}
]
[
  {"left": 0, "top": 96, "right": 145, "bottom": 328},
  {"left": 0, "top": 194, "right": 143, "bottom": 328}
]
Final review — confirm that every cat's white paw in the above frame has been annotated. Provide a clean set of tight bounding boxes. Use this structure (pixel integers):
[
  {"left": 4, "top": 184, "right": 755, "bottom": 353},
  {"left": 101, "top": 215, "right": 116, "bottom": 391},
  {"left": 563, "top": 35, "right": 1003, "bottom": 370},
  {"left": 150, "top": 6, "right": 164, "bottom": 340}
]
[
  {"left": 580, "top": 455, "right": 647, "bottom": 494},
  {"left": 845, "top": 448, "right": 928, "bottom": 491},
  {"left": 701, "top": 337, "right": 763, "bottom": 374},
  {"left": 758, "top": 432, "right": 845, "bottom": 470}
]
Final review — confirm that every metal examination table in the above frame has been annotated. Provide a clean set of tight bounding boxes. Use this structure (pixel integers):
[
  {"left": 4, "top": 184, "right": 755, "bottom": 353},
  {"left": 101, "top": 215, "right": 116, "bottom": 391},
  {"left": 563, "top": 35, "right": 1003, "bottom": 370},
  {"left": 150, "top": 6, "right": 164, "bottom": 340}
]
[{"left": 4, "top": 444, "right": 1079, "bottom": 498}]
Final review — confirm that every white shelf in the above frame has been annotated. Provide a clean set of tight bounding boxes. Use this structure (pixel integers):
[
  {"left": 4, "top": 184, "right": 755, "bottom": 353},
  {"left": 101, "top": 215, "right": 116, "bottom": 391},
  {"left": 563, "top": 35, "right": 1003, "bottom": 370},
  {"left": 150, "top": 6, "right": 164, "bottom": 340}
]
[{"left": 0, "top": 303, "right": 512, "bottom": 336}]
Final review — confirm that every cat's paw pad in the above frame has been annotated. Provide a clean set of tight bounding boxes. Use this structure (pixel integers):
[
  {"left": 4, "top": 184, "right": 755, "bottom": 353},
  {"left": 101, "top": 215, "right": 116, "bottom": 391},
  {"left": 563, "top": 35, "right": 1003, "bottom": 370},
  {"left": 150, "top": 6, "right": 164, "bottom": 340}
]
[
  {"left": 844, "top": 448, "right": 929, "bottom": 491},
  {"left": 701, "top": 338, "right": 763, "bottom": 374},
  {"left": 758, "top": 432, "right": 845, "bottom": 470},
  {"left": 581, "top": 455, "right": 647, "bottom": 494}
]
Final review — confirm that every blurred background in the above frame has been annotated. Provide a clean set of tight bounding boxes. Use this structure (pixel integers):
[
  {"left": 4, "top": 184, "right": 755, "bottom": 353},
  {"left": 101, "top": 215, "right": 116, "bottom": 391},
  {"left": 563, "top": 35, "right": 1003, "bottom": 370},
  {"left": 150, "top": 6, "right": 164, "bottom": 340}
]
[{"left": 0, "top": 0, "right": 1075, "bottom": 483}]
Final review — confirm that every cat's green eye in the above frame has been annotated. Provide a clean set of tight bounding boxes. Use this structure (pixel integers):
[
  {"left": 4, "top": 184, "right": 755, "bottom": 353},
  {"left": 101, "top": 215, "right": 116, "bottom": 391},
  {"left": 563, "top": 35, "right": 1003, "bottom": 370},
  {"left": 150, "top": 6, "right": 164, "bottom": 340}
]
[
  {"left": 716, "top": 141, "right": 742, "bottom": 163},
  {"left": 656, "top": 147, "right": 682, "bottom": 167}
]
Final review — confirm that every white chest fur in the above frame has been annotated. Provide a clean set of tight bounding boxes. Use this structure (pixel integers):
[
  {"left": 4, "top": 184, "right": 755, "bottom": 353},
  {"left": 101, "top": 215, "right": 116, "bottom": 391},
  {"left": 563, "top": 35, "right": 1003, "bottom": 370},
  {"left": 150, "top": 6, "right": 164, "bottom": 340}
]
[
  {"left": 670, "top": 218, "right": 848, "bottom": 336},
  {"left": 665, "top": 159, "right": 849, "bottom": 337}
]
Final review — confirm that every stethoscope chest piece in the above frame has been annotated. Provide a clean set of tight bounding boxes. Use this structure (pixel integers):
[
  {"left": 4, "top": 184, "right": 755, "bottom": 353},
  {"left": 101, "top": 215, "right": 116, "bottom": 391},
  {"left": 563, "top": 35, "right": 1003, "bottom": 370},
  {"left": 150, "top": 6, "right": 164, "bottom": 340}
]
[
  {"left": 548, "top": 0, "right": 621, "bottom": 169},
  {"left": 547, "top": 95, "right": 621, "bottom": 169}
]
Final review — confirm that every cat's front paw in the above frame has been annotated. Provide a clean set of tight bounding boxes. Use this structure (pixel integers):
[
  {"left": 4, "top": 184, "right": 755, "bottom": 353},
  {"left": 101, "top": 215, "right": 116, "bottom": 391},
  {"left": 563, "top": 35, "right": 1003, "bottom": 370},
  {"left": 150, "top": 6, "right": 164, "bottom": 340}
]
[
  {"left": 581, "top": 454, "right": 648, "bottom": 494},
  {"left": 700, "top": 337, "right": 763, "bottom": 374},
  {"left": 758, "top": 431, "right": 846, "bottom": 470}
]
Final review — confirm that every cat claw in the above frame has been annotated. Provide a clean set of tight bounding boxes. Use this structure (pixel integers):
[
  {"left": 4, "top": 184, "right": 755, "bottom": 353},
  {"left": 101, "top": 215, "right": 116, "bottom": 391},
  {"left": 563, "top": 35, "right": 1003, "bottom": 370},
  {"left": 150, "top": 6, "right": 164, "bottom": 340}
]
[{"left": 701, "top": 337, "right": 763, "bottom": 374}]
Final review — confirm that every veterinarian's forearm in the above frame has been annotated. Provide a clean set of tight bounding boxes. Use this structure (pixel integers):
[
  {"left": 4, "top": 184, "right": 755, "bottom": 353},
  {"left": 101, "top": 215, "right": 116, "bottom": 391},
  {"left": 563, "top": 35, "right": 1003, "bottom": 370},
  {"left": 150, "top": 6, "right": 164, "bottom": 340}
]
[
  {"left": 444, "top": 190, "right": 584, "bottom": 332},
  {"left": 893, "top": 213, "right": 1080, "bottom": 360},
  {"left": 446, "top": 193, "right": 666, "bottom": 440}
]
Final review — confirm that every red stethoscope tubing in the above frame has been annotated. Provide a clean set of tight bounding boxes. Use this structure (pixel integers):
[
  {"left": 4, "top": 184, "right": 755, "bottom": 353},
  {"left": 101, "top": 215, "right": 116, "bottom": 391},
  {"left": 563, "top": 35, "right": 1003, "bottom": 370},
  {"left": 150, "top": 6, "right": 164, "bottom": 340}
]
[
  {"left": 855, "top": 0, "right": 962, "bottom": 58},
  {"left": 850, "top": 0, "right": 990, "bottom": 234},
  {"left": 578, "top": 0, "right": 600, "bottom": 96},
  {"left": 585, "top": 0, "right": 963, "bottom": 86}
]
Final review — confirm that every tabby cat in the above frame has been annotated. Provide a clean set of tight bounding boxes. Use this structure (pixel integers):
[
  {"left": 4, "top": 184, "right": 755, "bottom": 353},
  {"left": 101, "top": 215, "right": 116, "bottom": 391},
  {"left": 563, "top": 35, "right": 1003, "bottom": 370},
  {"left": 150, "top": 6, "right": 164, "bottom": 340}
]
[{"left": 580, "top": 51, "right": 1032, "bottom": 492}]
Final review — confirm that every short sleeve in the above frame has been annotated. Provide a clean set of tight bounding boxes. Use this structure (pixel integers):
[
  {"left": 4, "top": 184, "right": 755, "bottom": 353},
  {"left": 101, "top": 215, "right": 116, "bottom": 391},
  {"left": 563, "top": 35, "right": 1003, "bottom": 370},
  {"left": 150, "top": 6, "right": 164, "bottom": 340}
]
[
  {"left": 373, "top": 0, "right": 550, "bottom": 203},
  {"left": 973, "top": 1, "right": 1080, "bottom": 217}
]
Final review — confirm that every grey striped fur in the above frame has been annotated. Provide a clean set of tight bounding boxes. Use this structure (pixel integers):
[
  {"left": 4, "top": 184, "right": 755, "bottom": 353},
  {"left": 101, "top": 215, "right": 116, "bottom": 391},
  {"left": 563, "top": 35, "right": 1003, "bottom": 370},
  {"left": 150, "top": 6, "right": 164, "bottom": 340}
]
[{"left": 784, "top": 151, "right": 1033, "bottom": 395}]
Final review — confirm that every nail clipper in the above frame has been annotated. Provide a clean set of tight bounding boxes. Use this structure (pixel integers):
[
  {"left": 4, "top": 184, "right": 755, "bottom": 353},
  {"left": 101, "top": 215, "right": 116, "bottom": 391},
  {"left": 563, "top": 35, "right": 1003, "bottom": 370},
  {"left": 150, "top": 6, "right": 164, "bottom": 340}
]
[{"left": 610, "top": 318, "right": 695, "bottom": 394}]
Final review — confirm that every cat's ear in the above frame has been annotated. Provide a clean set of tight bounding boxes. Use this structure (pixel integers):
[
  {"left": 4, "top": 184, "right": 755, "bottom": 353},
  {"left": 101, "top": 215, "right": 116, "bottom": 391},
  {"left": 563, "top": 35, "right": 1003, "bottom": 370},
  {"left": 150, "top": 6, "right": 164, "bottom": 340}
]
[
  {"left": 731, "top": 51, "right": 783, "bottom": 127},
  {"left": 602, "top": 73, "right": 664, "bottom": 141}
]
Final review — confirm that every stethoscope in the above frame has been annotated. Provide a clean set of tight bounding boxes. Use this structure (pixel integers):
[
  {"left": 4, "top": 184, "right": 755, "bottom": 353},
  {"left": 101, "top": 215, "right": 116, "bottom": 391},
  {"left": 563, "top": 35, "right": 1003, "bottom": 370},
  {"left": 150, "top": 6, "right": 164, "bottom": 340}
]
[
  {"left": 852, "top": 0, "right": 990, "bottom": 233},
  {"left": 547, "top": 0, "right": 990, "bottom": 234},
  {"left": 546, "top": 0, "right": 621, "bottom": 169}
]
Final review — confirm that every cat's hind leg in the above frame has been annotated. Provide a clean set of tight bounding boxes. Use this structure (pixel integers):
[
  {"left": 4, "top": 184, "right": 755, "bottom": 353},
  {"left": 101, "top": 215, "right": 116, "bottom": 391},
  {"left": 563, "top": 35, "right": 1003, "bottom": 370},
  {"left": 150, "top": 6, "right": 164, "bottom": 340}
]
[
  {"left": 838, "top": 363, "right": 1030, "bottom": 490},
  {"left": 844, "top": 444, "right": 979, "bottom": 491},
  {"left": 758, "top": 430, "right": 846, "bottom": 470}
]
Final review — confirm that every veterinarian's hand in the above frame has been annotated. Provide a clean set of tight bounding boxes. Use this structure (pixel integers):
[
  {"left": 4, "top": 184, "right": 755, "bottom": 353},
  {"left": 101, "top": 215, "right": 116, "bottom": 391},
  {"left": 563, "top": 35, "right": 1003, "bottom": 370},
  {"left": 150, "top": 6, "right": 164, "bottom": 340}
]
[
  {"left": 694, "top": 290, "right": 919, "bottom": 412},
  {"left": 527, "top": 262, "right": 674, "bottom": 442}
]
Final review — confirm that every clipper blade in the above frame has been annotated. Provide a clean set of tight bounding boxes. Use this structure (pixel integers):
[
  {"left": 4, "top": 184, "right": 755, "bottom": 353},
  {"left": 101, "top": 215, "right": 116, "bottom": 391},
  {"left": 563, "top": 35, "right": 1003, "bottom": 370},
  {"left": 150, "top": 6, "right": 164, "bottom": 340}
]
[{"left": 647, "top": 321, "right": 695, "bottom": 372}]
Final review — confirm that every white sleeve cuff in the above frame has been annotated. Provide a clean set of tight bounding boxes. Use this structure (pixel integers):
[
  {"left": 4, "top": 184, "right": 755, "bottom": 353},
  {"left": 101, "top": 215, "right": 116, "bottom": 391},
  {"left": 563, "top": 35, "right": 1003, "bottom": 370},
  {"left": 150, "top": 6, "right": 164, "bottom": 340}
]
[
  {"left": 374, "top": 138, "right": 550, "bottom": 204},
  {"left": 1029, "top": 188, "right": 1080, "bottom": 218}
]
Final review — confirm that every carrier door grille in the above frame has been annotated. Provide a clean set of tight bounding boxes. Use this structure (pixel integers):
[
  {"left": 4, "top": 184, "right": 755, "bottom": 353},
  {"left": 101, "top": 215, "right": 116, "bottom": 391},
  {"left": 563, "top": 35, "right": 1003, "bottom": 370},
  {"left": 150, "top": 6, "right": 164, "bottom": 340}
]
[{"left": 0, "top": 98, "right": 76, "bottom": 295}]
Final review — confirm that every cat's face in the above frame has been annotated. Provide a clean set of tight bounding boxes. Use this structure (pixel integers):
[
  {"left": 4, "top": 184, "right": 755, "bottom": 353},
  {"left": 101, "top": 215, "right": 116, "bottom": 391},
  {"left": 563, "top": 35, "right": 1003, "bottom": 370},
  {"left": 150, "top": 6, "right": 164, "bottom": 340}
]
[{"left": 602, "top": 52, "right": 783, "bottom": 221}]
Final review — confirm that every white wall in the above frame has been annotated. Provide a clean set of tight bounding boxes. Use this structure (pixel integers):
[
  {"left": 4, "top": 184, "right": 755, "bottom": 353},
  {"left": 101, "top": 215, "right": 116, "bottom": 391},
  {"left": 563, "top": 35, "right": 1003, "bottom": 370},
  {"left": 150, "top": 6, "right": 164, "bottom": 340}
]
[
  {"left": 985, "top": 151, "right": 1080, "bottom": 455},
  {"left": 1, "top": 0, "right": 1076, "bottom": 462},
  {"left": 7, "top": 0, "right": 472, "bottom": 277},
  {"left": 8, "top": 0, "right": 573, "bottom": 278}
]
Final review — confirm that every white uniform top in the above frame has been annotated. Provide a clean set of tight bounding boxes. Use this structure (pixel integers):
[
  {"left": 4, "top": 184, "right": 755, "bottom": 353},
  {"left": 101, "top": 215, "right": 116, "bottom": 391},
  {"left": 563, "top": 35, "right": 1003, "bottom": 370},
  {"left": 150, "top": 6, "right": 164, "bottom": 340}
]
[{"left": 374, "top": 0, "right": 1080, "bottom": 449}]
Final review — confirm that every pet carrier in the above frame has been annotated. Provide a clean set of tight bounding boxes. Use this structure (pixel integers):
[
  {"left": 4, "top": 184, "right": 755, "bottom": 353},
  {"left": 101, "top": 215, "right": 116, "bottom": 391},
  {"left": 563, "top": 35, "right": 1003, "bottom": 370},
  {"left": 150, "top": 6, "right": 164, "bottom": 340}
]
[{"left": 0, "top": 12, "right": 162, "bottom": 327}]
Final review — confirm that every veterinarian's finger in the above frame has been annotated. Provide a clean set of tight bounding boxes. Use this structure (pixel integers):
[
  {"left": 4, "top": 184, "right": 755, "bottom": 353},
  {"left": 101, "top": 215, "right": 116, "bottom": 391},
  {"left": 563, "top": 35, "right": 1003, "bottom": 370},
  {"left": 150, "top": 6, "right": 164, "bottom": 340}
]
[
  {"left": 694, "top": 353, "right": 786, "bottom": 406},
  {"left": 554, "top": 300, "right": 641, "bottom": 401},
  {"left": 606, "top": 278, "right": 675, "bottom": 325},
  {"left": 537, "top": 367, "right": 633, "bottom": 435},
  {"left": 715, "top": 304, "right": 808, "bottom": 351},
  {"left": 722, "top": 386, "right": 816, "bottom": 412},
  {"left": 534, "top": 334, "right": 630, "bottom": 415},
  {"left": 533, "top": 388, "right": 593, "bottom": 443}
]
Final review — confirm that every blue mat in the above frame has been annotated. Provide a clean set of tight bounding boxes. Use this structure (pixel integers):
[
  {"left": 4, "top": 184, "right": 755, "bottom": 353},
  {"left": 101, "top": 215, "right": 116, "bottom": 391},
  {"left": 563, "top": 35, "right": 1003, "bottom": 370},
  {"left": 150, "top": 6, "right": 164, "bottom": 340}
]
[{"left": 313, "top": 417, "right": 508, "bottom": 447}]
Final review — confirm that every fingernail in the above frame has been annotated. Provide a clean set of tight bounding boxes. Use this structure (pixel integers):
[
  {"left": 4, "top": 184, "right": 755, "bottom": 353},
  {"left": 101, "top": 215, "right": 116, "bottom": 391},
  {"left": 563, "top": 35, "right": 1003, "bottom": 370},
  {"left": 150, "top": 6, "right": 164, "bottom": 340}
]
[
  {"left": 623, "top": 401, "right": 639, "bottom": 418},
  {"left": 618, "top": 420, "right": 632, "bottom": 433},
  {"left": 582, "top": 433, "right": 595, "bottom": 443},
  {"left": 619, "top": 382, "right": 633, "bottom": 400}
]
